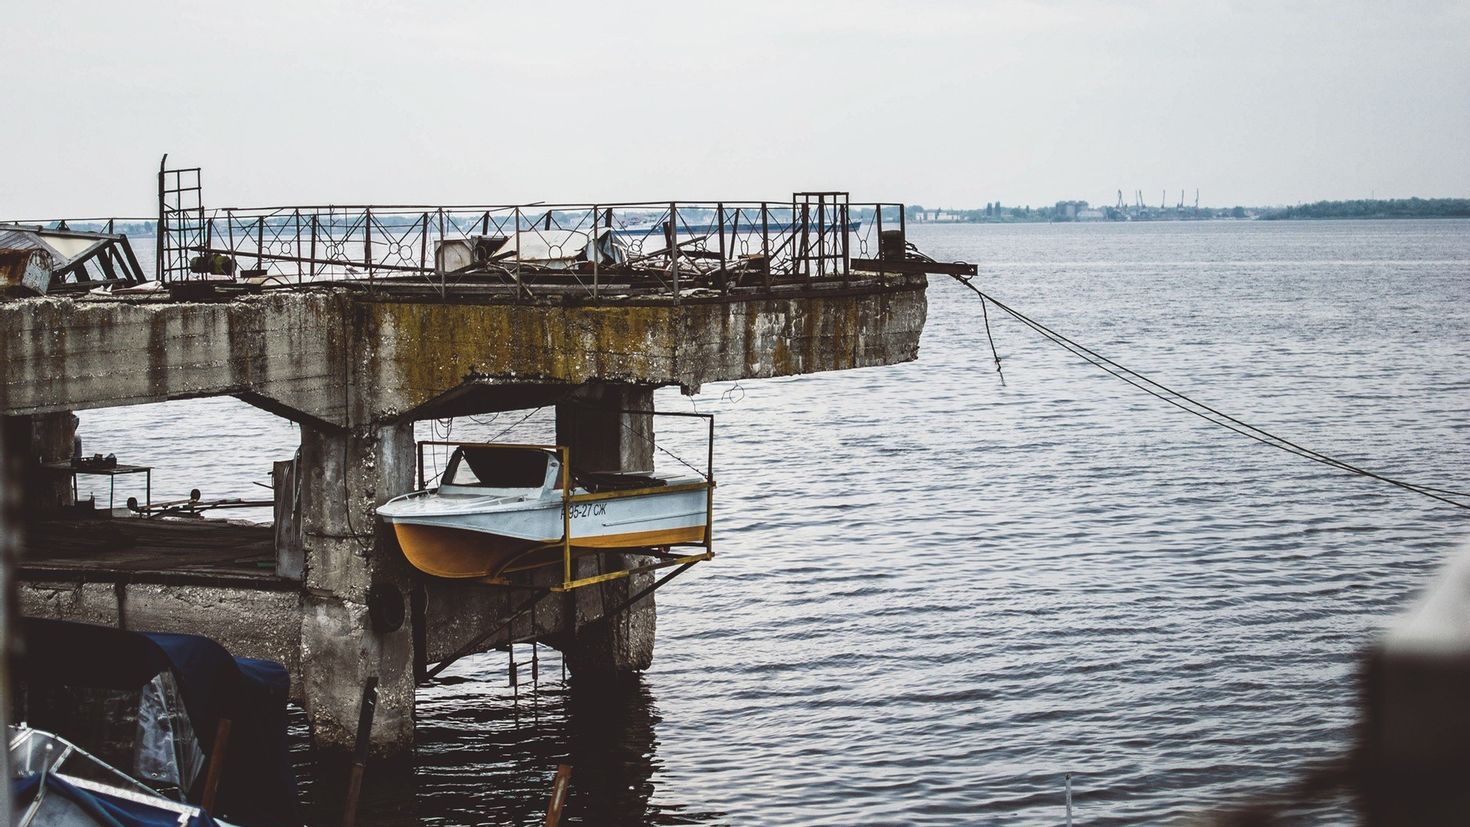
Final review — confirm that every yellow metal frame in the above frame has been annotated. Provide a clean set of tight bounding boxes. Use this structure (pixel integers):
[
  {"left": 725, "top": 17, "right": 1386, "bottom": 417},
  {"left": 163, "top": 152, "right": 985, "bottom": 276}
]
[{"left": 415, "top": 438, "right": 715, "bottom": 592}]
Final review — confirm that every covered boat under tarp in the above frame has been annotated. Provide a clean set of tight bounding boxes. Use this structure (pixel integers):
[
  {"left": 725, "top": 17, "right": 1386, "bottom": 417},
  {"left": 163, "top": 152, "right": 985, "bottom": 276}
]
[
  {"left": 14, "top": 618, "right": 301, "bottom": 827},
  {"left": 11, "top": 730, "right": 230, "bottom": 827}
]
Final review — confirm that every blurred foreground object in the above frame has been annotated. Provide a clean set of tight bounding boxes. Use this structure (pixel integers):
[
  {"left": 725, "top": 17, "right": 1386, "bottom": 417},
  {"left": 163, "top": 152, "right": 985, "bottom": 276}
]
[
  {"left": 1358, "top": 545, "right": 1470, "bottom": 824},
  {"left": 1204, "top": 543, "right": 1470, "bottom": 826}
]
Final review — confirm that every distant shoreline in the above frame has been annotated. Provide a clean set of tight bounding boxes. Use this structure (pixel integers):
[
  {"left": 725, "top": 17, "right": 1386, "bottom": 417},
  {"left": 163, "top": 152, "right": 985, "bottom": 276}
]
[
  {"left": 1258, "top": 198, "right": 1470, "bottom": 221},
  {"left": 906, "top": 197, "right": 1470, "bottom": 224}
]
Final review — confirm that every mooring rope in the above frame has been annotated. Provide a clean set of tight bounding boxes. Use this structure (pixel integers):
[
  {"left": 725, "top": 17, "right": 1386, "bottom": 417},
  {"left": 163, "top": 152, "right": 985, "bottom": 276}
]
[{"left": 945, "top": 272, "right": 1470, "bottom": 513}]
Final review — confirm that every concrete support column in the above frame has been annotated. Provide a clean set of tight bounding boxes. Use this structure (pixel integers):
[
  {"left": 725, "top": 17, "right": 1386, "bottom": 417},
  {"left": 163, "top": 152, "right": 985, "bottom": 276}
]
[
  {"left": 563, "top": 553, "right": 657, "bottom": 676},
  {"left": 554, "top": 385, "right": 657, "bottom": 678},
  {"left": 555, "top": 384, "right": 655, "bottom": 474},
  {"left": 297, "top": 422, "right": 416, "bottom": 757},
  {"left": 2, "top": 412, "right": 77, "bottom": 515}
]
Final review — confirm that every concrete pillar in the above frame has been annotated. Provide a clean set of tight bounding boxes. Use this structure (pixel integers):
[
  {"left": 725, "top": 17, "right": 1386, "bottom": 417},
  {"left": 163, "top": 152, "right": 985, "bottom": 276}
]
[
  {"left": 562, "top": 553, "right": 657, "bottom": 676},
  {"left": 273, "top": 454, "right": 303, "bottom": 581},
  {"left": 1, "top": 413, "right": 76, "bottom": 516},
  {"left": 553, "top": 385, "right": 658, "bottom": 678},
  {"left": 296, "top": 422, "right": 416, "bottom": 757},
  {"left": 555, "top": 384, "right": 655, "bottom": 475}
]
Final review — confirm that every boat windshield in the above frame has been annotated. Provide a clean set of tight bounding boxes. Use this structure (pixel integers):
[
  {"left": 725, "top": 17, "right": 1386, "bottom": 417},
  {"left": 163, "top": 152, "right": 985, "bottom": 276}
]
[{"left": 445, "top": 447, "right": 550, "bottom": 489}]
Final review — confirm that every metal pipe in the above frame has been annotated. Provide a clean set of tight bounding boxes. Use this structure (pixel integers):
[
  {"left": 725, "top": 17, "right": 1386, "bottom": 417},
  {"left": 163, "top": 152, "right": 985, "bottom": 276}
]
[
  {"left": 543, "top": 765, "right": 572, "bottom": 827},
  {"left": 200, "top": 718, "right": 233, "bottom": 813},
  {"left": 340, "top": 678, "right": 378, "bottom": 827},
  {"left": 155, "top": 155, "right": 166, "bottom": 281}
]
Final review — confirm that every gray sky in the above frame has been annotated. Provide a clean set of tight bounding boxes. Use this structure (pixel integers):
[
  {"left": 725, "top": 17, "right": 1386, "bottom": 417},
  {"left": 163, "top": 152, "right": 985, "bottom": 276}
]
[{"left": 3, "top": 0, "right": 1467, "bottom": 217}]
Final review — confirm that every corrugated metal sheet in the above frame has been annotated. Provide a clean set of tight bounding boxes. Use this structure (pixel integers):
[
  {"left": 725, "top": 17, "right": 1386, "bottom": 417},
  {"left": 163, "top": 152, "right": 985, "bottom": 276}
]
[
  {"left": 0, "top": 227, "right": 103, "bottom": 267},
  {"left": 0, "top": 228, "right": 64, "bottom": 260}
]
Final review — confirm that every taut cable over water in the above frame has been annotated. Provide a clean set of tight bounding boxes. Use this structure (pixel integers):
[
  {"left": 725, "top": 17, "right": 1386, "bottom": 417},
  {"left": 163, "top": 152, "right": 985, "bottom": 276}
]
[{"left": 945, "top": 271, "right": 1470, "bottom": 513}]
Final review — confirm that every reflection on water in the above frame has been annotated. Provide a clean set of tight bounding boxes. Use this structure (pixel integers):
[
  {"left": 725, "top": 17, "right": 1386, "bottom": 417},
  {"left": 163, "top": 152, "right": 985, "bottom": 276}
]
[{"left": 289, "top": 647, "right": 726, "bottom": 826}]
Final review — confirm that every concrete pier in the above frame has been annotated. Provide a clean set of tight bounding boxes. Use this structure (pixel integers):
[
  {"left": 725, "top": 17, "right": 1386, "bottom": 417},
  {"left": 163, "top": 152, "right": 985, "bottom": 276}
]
[{"left": 2, "top": 277, "right": 926, "bottom": 755}]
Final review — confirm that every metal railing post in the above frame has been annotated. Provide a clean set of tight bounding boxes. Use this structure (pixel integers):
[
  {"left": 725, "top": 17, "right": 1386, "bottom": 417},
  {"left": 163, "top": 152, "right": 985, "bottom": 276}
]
[
  {"left": 705, "top": 416, "right": 715, "bottom": 549},
  {"left": 800, "top": 203, "right": 811, "bottom": 280},
  {"left": 363, "top": 207, "right": 373, "bottom": 283},
  {"left": 513, "top": 207, "right": 523, "bottom": 298},
  {"left": 668, "top": 202, "right": 679, "bottom": 303},
  {"left": 156, "top": 157, "right": 166, "bottom": 281},
  {"left": 591, "top": 204, "right": 600, "bottom": 300},
  {"left": 309, "top": 214, "right": 318, "bottom": 282},
  {"left": 560, "top": 447, "right": 572, "bottom": 588},
  {"left": 876, "top": 204, "right": 885, "bottom": 278},
  {"left": 817, "top": 195, "right": 826, "bottom": 279},
  {"left": 841, "top": 199, "right": 850, "bottom": 281},
  {"left": 418, "top": 212, "right": 430, "bottom": 289},
  {"left": 729, "top": 207, "right": 741, "bottom": 293},
  {"left": 294, "top": 210, "right": 302, "bottom": 282},
  {"left": 716, "top": 202, "right": 725, "bottom": 292},
  {"left": 761, "top": 203, "right": 770, "bottom": 290}
]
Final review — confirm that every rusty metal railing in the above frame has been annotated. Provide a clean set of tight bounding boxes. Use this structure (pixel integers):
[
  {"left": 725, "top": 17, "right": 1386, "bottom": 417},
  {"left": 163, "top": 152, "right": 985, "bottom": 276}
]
[{"left": 164, "top": 192, "right": 910, "bottom": 299}]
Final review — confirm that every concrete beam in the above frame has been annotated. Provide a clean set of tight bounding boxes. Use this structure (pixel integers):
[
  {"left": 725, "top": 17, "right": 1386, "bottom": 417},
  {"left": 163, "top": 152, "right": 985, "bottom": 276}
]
[
  {"left": 0, "top": 279, "right": 925, "bottom": 428},
  {"left": 17, "top": 580, "right": 302, "bottom": 697}
]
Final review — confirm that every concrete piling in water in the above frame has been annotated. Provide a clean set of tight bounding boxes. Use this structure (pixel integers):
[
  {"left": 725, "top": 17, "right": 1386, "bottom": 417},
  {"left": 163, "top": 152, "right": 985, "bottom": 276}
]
[{"left": 296, "top": 421, "right": 417, "bottom": 754}]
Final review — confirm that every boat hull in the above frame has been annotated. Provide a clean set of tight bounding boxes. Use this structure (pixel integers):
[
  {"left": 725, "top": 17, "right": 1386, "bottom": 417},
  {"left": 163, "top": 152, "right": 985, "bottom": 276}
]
[
  {"left": 383, "top": 482, "right": 710, "bottom": 579},
  {"left": 392, "top": 521, "right": 708, "bottom": 579}
]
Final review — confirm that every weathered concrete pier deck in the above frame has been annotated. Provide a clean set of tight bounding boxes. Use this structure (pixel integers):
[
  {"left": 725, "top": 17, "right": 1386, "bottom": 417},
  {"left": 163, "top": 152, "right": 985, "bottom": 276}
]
[{"left": 1, "top": 184, "right": 955, "bottom": 756}]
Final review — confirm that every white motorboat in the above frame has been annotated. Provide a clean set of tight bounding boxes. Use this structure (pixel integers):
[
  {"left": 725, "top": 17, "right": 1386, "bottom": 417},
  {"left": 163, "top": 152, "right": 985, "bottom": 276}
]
[{"left": 377, "top": 443, "right": 713, "bottom": 585}]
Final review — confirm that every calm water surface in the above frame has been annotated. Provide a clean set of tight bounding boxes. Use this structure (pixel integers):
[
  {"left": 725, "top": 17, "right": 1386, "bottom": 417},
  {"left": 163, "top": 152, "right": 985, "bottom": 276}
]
[{"left": 78, "top": 220, "right": 1470, "bottom": 824}]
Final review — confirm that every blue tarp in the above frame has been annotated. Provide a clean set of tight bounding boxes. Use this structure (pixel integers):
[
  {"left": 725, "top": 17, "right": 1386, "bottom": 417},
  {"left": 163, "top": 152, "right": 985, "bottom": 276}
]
[{"left": 17, "top": 619, "right": 302, "bottom": 827}]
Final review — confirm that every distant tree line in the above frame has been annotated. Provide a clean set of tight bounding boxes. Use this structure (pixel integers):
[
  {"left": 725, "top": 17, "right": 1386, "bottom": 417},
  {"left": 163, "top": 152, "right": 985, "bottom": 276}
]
[{"left": 1262, "top": 198, "right": 1470, "bottom": 220}]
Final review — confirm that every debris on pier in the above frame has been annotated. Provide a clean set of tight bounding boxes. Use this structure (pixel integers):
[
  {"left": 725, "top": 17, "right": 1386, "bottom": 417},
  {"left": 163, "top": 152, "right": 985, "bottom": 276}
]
[{"left": 0, "top": 223, "right": 147, "bottom": 296}]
